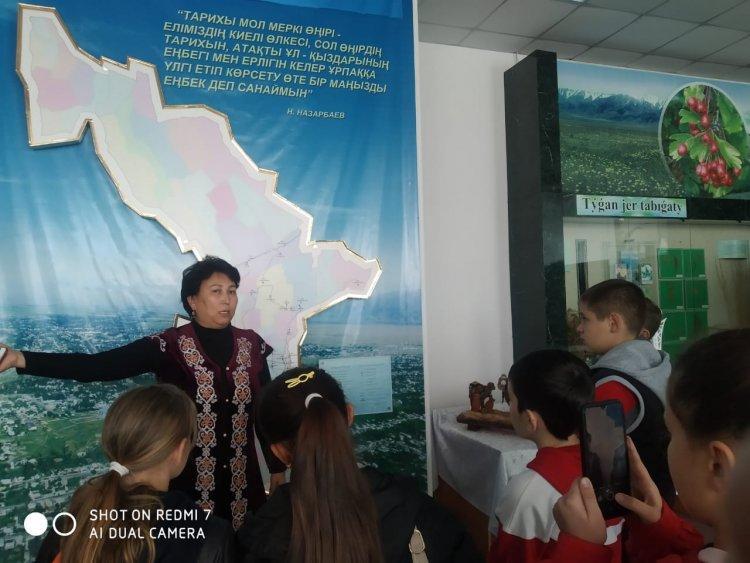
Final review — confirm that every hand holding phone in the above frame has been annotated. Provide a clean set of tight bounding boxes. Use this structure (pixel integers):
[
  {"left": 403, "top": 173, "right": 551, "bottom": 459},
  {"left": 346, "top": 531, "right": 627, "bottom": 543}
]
[
  {"left": 612, "top": 437, "right": 663, "bottom": 524},
  {"left": 580, "top": 401, "right": 630, "bottom": 519},
  {"left": 553, "top": 477, "right": 607, "bottom": 545}
]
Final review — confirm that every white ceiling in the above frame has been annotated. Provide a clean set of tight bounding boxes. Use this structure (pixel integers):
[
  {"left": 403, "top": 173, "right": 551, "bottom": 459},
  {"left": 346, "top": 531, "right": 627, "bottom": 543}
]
[{"left": 418, "top": 0, "right": 750, "bottom": 82}]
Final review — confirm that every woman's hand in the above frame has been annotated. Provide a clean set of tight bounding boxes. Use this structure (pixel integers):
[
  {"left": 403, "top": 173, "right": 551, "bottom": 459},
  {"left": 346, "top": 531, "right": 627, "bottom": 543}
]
[
  {"left": 0, "top": 344, "right": 25, "bottom": 373},
  {"left": 614, "top": 436, "right": 662, "bottom": 524},
  {"left": 268, "top": 472, "right": 286, "bottom": 496},
  {"left": 553, "top": 477, "right": 607, "bottom": 545}
]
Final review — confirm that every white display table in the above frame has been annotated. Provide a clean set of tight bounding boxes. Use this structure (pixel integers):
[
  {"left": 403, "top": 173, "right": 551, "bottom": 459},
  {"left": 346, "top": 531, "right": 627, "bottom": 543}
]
[{"left": 432, "top": 406, "right": 537, "bottom": 534}]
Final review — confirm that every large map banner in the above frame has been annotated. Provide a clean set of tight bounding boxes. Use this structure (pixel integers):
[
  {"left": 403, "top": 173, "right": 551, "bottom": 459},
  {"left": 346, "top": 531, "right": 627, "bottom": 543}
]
[{"left": 0, "top": 2, "right": 422, "bottom": 560}]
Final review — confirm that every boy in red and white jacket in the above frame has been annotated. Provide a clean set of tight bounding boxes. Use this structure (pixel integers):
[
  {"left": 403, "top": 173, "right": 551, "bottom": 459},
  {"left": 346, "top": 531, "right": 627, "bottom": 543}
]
[{"left": 488, "top": 350, "right": 623, "bottom": 563}]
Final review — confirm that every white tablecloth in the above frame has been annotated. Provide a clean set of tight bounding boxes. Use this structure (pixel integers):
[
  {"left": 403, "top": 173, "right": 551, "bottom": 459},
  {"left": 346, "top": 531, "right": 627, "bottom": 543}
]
[{"left": 432, "top": 406, "right": 537, "bottom": 534}]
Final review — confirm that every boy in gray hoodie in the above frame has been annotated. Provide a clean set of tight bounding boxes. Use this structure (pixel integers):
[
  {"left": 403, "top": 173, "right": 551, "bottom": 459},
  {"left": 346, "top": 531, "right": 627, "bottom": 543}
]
[{"left": 577, "top": 279, "right": 675, "bottom": 503}]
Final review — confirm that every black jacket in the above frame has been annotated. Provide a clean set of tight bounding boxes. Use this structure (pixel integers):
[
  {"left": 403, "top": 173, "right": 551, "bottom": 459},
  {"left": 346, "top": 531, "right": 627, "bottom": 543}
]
[
  {"left": 34, "top": 490, "right": 236, "bottom": 563},
  {"left": 237, "top": 467, "right": 480, "bottom": 563},
  {"left": 592, "top": 367, "right": 675, "bottom": 504}
]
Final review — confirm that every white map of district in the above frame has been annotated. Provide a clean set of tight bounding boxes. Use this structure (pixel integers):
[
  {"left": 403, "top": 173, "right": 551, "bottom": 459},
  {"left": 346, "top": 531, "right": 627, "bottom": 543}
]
[{"left": 16, "top": 4, "right": 381, "bottom": 374}]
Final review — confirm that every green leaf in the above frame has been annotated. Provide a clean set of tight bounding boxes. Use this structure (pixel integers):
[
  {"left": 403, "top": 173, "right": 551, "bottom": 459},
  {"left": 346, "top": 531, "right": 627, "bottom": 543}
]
[
  {"left": 717, "top": 138, "right": 743, "bottom": 169},
  {"left": 683, "top": 85, "right": 705, "bottom": 101},
  {"left": 690, "top": 142, "right": 708, "bottom": 163},
  {"left": 679, "top": 109, "right": 700, "bottom": 124},
  {"left": 669, "top": 135, "right": 700, "bottom": 159},
  {"left": 717, "top": 93, "right": 743, "bottom": 134},
  {"left": 669, "top": 133, "right": 693, "bottom": 143}
]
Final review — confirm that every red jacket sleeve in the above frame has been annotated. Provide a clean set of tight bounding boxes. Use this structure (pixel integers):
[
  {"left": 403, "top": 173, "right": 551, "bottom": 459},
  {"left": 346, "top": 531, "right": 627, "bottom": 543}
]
[
  {"left": 595, "top": 381, "right": 639, "bottom": 418},
  {"left": 539, "top": 502, "right": 705, "bottom": 563},
  {"left": 488, "top": 527, "right": 547, "bottom": 563},
  {"left": 538, "top": 533, "right": 613, "bottom": 563},
  {"left": 626, "top": 501, "right": 704, "bottom": 561}
]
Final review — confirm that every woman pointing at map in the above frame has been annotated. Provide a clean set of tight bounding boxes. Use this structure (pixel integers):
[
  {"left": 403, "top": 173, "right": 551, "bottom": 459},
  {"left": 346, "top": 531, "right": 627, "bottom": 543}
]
[{"left": 0, "top": 256, "right": 286, "bottom": 530}]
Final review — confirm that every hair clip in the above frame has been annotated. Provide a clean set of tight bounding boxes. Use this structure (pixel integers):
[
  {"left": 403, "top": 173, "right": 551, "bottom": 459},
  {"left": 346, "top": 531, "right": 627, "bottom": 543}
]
[
  {"left": 109, "top": 461, "right": 130, "bottom": 476},
  {"left": 305, "top": 393, "right": 323, "bottom": 408},
  {"left": 286, "top": 370, "right": 315, "bottom": 388}
]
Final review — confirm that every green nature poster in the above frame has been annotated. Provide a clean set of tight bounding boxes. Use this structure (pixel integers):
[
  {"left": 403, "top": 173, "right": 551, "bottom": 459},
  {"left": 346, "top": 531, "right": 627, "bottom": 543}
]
[{"left": 558, "top": 61, "right": 750, "bottom": 201}]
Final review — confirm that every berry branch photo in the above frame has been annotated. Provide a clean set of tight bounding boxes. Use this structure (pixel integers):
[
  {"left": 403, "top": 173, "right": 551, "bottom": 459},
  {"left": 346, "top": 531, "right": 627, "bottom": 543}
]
[{"left": 661, "top": 84, "right": 750, "bottom": 198}]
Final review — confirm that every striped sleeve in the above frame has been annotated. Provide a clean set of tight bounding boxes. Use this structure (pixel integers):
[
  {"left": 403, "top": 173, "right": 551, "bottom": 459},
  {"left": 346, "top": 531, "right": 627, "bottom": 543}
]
[
  {"left": 488, "top": 469, "right": 624, "bottom": 563},
  {"left": 488, "top": 469, "right": 561, "bottom": 562}
]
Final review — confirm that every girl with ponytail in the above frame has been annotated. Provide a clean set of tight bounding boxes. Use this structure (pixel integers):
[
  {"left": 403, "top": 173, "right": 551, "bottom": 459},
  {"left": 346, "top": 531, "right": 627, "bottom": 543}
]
[
  {"left": 238, "top": 367, "right": 479, "bottom": 563},
  {"left": 36, "top": 384, "right": 235, "bottom": 563}
]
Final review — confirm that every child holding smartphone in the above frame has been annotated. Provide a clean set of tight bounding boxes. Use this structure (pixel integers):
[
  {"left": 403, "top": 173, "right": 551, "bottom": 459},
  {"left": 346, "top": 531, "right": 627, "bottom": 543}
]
[
  {"left": 552, "top": 329, "right": 750, "bottom": 562},
  {"left": 487, "top": 350, "right": 623, "bottom": 562}
]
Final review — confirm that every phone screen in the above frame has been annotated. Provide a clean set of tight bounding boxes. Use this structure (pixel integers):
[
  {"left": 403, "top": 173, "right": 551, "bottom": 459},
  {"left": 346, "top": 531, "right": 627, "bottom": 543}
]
[{"left": 580, "top": 401, "right": 630, "bottom": 519}]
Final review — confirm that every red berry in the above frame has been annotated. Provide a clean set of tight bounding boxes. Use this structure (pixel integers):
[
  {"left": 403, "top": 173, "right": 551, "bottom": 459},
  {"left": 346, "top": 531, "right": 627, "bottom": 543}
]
[
  {"left": 697, "top": 101, "right": 707, "bottom": 114},
  {"left": 678, "top": 144, "right": 688, "bottom": 156},
  {"left": 688, "top": 96, "right": 697, "bottom": 109},
  {"left": 690, "top": 124, "right": 699, "bottom": 135},
  {"left": 710, "top": 143, "right": 719, "bottom": 153},
  {"left": 702, "top": 133, "right": 711, "bottom": 143},
  {"left": 734, "top": 167, "right": 742, "bottom": 177}
]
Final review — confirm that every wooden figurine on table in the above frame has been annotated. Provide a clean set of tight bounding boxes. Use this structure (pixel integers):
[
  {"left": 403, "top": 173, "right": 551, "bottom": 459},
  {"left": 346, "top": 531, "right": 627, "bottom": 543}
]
[
  {"left": 460, "top": 381, "right": 511, "bottom": 431},
  {"left": 469, "top": 381, "right": 495, "bottom": 413}
]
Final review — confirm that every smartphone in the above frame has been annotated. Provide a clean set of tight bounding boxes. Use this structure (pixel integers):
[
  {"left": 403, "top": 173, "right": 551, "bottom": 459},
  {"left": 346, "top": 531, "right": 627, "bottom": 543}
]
[{"left": 580, "top": 400, "right": 630, "bottom": 519}]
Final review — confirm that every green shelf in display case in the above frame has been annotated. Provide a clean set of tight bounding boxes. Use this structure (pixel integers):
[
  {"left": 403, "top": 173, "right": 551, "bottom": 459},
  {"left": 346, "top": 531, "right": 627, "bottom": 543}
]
[
  {"left": 685, "top": 279, "right": 709, "bottom": 309},
  {"left": 686, "top": 310, "right": 709, "bottom": 339},
  {"left": 686, "top": 249, "right": 706, "bottom": 278},
  {"left": 662, "top": 340, "right": 685, "bottom": 360},
  {"left": 662, "top": 311, "right": 687, "bottom": 342},
  {"left": 658, "top": 248, "right": 684, "bottom": 279},
  {"left": 659, "top": 280, "right": 685, "bottom": 311}
]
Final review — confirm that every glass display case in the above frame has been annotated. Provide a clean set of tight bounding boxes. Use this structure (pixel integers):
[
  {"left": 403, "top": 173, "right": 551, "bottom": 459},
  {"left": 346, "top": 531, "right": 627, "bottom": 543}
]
[{"left": 563, "top": 218, "right": 750, "bottom": 359}]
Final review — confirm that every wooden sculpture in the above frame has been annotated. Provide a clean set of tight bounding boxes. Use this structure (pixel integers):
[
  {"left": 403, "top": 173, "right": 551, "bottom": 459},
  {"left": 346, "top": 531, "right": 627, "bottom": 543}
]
[{"left": 458, "top": 379, "right": 512, "bottom": 431}]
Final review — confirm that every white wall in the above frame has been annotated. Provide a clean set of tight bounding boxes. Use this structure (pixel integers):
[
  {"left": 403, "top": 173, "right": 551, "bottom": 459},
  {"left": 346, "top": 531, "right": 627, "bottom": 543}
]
[{"left": 419, "top": 42, "right": 518, "bottom": 414}]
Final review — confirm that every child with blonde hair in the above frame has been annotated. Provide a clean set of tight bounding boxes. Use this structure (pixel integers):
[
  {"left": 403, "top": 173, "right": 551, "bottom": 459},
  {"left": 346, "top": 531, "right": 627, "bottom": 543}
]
[{"left": 36, "top": 384, "right": 235, "bottom": 563}]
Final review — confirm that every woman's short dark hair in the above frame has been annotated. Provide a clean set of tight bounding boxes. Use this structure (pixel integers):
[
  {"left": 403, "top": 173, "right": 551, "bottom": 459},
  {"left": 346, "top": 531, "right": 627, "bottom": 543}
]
[
  {"left": 180, "top": 256, "right": 240, "bottom": 315},
  {"left": 509, "top": 349, "right": 594, "bottom": 440},
  {"left": 668, "top": 329, "right": 750, "bottom": 442}
]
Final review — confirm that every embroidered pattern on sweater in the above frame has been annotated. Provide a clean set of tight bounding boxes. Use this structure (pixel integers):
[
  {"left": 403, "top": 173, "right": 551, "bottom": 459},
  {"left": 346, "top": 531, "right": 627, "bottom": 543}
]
[
  {"left": 148, "top": 333, "right": 167, "bottom": 353},
  {"left": 229, "top": 337, "right": 253, "bottom": 529},
  {"left": 178, "top": 335, "right": 217, "bottom": 513}
]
